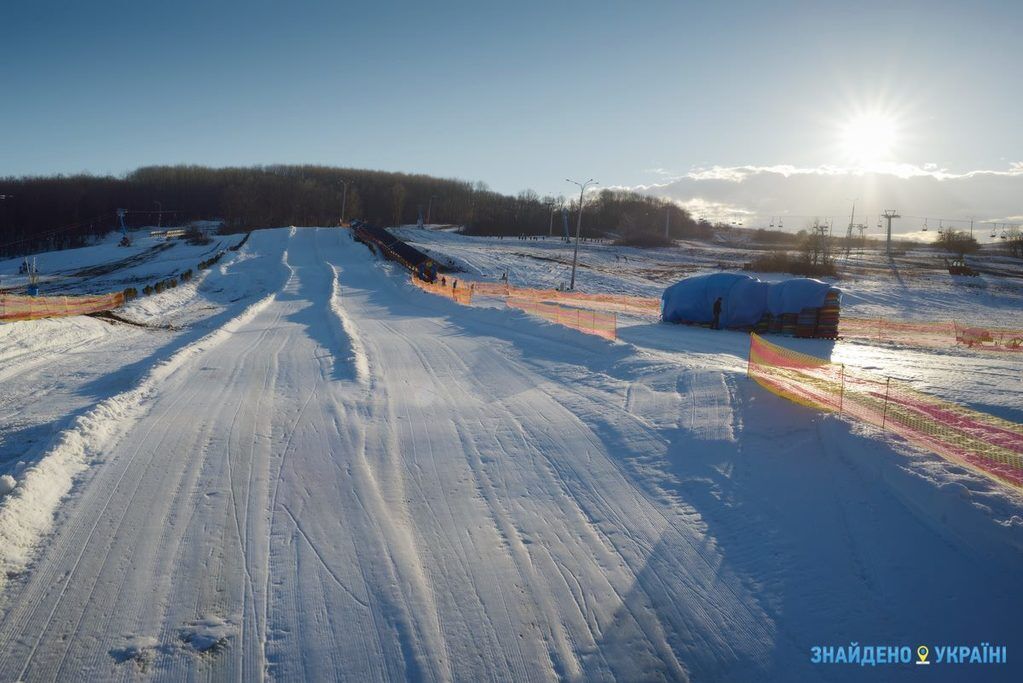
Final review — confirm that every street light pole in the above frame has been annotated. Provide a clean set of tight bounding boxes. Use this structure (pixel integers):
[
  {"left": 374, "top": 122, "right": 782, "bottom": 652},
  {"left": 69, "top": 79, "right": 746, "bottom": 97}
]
[
  {"left": 566, "top": 178, "right": 597, "bottom": 290},
  {"left": 339, "top": 179, "right": 350, "bottom": 225},
  {"left": 427, "top": 194, "right": 439, "bottom": 224}
]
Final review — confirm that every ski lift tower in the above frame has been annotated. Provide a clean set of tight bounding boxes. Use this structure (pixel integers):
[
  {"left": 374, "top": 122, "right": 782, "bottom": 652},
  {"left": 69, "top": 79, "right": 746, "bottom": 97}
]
[{"left": 881, "top": 209, "right": 900, "bottom": 257}]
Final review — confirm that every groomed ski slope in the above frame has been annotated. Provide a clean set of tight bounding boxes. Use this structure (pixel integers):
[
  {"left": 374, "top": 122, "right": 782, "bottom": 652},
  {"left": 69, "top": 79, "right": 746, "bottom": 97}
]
[{"left": 0, "top": 227, "right": 1020, "bottom": 681}]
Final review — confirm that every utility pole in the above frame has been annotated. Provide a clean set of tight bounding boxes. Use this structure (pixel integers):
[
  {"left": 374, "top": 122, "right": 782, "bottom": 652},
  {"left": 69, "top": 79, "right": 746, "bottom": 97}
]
[
  {"left": 881, "top": 209, "right": 900, "bottom": 256},
  {"left": 566, "top": 178, "right": 597, "bottom": 290},
  {"left": 547, "top": 200, "right": 557, "bottom": 237},
  {"left": 339, "top": 178, "right": 350, "bottom": 225}
]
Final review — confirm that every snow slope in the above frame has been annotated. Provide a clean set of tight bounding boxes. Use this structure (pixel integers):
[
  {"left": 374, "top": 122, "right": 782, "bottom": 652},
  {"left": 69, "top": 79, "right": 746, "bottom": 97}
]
[
  {"left": 0, "top": 229, "right": 230, "bottom": 295},
  {"left": 0, "top": 228, "right": 1020, "bottom": 681}
]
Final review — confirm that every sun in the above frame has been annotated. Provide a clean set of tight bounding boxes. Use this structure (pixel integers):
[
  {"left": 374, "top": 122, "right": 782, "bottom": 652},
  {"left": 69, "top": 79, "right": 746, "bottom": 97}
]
[{"left": 839, "top": 111, "right": 898, "bottom": 166}]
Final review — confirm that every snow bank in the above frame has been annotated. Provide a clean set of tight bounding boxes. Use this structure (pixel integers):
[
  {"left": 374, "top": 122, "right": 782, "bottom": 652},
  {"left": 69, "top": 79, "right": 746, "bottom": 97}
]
[
  {"left": 0, "top": 291, "right": 278, "bottom": 587},
  {"left": 329, "top": 263, "right": 370, "bottom": 385}
]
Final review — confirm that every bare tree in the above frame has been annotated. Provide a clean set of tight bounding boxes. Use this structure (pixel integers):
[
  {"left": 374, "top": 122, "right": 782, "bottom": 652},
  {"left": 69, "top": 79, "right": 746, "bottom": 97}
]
[{"left": 935, "top": 228, "right": 979, "bottom": 255}]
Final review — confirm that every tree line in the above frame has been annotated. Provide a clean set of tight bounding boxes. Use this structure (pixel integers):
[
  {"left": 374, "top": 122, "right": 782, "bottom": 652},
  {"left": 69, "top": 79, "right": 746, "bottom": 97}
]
[{"left": 1, "top": 165, "right": 714, "bottom": 257}]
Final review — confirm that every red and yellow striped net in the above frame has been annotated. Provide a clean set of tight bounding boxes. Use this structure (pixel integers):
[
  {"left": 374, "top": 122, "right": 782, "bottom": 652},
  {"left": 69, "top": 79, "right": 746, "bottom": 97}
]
[
  {"left": 506, "top": 298, "right": 617, "bottom": 341},
  {"left": 409, "top": 276, "right": 473, "bottom": 305},
  {"left": 0, "top": 292, "right": 125, "bottom": 323},
  {"left": 841, "top": 317, "right": 1023, "bottom": 353},
  {"left": 749, "top": 333, "right": 1023, "bottom": 489}
]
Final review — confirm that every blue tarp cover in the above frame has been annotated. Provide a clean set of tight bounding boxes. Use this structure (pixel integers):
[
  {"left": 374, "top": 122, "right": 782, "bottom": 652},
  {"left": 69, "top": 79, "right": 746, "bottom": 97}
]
[{"left": 661, "top": 273, "right": 838, "bottom": 327}]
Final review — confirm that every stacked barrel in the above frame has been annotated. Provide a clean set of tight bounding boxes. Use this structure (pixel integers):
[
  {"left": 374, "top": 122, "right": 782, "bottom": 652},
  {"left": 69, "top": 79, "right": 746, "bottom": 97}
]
[
  {"left": 795, "top": 308, "right": 819, "bottom": 338},
  {"left": 816, "top": 289, "right": 841, "bottom": 339}
]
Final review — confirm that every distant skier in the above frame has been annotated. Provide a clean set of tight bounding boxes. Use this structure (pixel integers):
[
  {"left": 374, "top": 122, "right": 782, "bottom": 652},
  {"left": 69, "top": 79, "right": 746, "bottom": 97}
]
[{"left": 712, "top": 297, "right": 723, "bottom": 330}]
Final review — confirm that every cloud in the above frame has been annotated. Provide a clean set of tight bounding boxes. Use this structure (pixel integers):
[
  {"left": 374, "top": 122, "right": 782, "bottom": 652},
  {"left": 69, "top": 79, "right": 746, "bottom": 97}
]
[{"left": 626, "top": 163, "right": 1023, "bottom": 235}]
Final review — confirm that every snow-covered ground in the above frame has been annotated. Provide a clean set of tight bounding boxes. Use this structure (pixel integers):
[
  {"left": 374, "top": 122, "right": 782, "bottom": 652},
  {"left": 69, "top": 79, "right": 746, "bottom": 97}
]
[
  {"left": 394, "top": 226, "right": 1023, "bottom": 326},
  {"left": 0, "top": 228, "right": 232, "bottom": 295},
  {"left": 398, "top": 227, "right": 1023, "bottom": 422},
  {"left": 0, "top": 227, "right": 1020, "bottom": 680}
]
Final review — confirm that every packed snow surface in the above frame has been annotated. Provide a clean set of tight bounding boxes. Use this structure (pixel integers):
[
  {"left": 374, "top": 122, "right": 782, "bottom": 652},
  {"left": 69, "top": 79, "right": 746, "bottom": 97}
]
[{"left": 0, "top": 227, "right": 1020, "bottom": 681}]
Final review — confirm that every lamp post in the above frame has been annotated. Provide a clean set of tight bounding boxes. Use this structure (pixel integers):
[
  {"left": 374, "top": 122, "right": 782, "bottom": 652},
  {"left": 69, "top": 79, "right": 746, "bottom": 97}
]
[
  {"left": 339, "top": 178, "right": 350, "bottom": 225},
  {"left": 566, "top": 178, "right": 597, "bottom": 290},
  {"left": 427, "top": 194, "right": 439, "bottom": 224}
]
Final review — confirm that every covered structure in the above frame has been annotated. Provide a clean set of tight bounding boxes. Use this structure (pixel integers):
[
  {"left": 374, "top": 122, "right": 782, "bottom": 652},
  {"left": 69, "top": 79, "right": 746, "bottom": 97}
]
[{"left": 661, "top": 273, "right": 840, "bottom": 337}]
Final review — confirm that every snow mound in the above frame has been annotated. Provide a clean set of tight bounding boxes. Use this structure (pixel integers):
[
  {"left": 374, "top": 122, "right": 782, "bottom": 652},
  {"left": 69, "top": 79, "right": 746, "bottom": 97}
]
[
  {"left": 180, "top": 616, "right": 234, "bottom": 654},
  {"left": 109, "top": 635, "right": 158, "bottom": 669}
]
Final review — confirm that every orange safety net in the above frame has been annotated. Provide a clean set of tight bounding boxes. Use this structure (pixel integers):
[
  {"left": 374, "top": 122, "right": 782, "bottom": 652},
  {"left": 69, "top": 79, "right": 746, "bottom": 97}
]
[
  {"left": 841, "top": 317, "right": 1023, "bottom": 353},
  {"left": 748, "top": 333, "right": 1023, "bottom": 489},
  {"left": 471, "top": 281, "right": 660, "bottom": 316},
  {"left": 0, "top": 292, "right": 125, "bottom": 322},
  {"left": 409, "top": 276, "right": 473, "bottom": 305},
  {"left": 506, "top": 298, "right": 617, "bottom": 341}
]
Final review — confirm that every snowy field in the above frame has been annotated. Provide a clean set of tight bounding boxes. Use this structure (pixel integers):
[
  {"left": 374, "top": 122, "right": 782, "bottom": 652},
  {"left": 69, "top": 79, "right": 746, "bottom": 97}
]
[
  {"left": 397, "top": 227, "right": 1023, "bottom": 422},
  {"left": 0, "top": 226, "right": 1020, "bottom": 681}
]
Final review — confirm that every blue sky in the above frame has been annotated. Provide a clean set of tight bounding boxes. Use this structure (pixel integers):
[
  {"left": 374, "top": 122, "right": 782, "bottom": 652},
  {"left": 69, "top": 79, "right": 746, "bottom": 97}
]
[{"left": 2, "top": 1, "right": 1021, "bottom": 230}]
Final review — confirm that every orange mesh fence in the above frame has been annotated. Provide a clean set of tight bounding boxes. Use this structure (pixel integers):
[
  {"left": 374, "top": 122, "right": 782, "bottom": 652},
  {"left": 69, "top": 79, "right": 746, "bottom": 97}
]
[
  {"left": 841, "top": 317, "right": 1023, "bottom": 353},
  {"left": 470, "top": 281, "right": 660, "bottom": 316},
  {"left": 506, "top": 298, "right": 617, "bottom": 341},
  {"left": 409, "top": 276, "right": 473, "bottom": 305},
  {"left": 748, "top": 333, "right": 1023, "bottom": 489},
  {"left": 1, "top": 292, "right": 125, "bottom": 322},
  {"left": 471, "top": 281, "right": 513, "bottom": 297}
]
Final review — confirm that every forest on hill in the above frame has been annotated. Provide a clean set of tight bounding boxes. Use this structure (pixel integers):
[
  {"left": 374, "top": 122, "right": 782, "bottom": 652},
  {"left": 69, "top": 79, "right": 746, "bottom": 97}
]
[{"left": 0, "top": 165, "right": 715, "bottom": 257}]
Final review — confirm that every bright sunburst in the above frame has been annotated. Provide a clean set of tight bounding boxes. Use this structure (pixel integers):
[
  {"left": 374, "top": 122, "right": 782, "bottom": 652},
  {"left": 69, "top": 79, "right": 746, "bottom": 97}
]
[{"left": 839, "top": 111, "right": 898, "bottom": 166}]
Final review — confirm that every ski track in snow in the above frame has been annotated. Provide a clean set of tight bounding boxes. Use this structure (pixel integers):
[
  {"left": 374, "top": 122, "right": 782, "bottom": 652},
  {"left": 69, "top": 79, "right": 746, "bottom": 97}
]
[{"left": 0, "top": 227, "right": 1020, "bottom": 681}]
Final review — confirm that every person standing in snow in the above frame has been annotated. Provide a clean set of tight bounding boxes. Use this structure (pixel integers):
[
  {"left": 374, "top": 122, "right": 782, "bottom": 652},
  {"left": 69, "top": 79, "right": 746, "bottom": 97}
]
[{"left": 712, "top": 297, "right": 723, "bottom": 330}]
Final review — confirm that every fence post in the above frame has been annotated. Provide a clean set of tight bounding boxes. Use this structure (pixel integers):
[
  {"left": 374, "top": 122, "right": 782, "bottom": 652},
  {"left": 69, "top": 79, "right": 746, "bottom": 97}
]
[
  {"left": 747, "top": 334, "right": 753, "bottom": 379},
  {"left": 839, "top": 364, "right": 845, "bottom": 414},
  {"left": 881, "top": 376, "right": 891, "bottom": 430}
]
